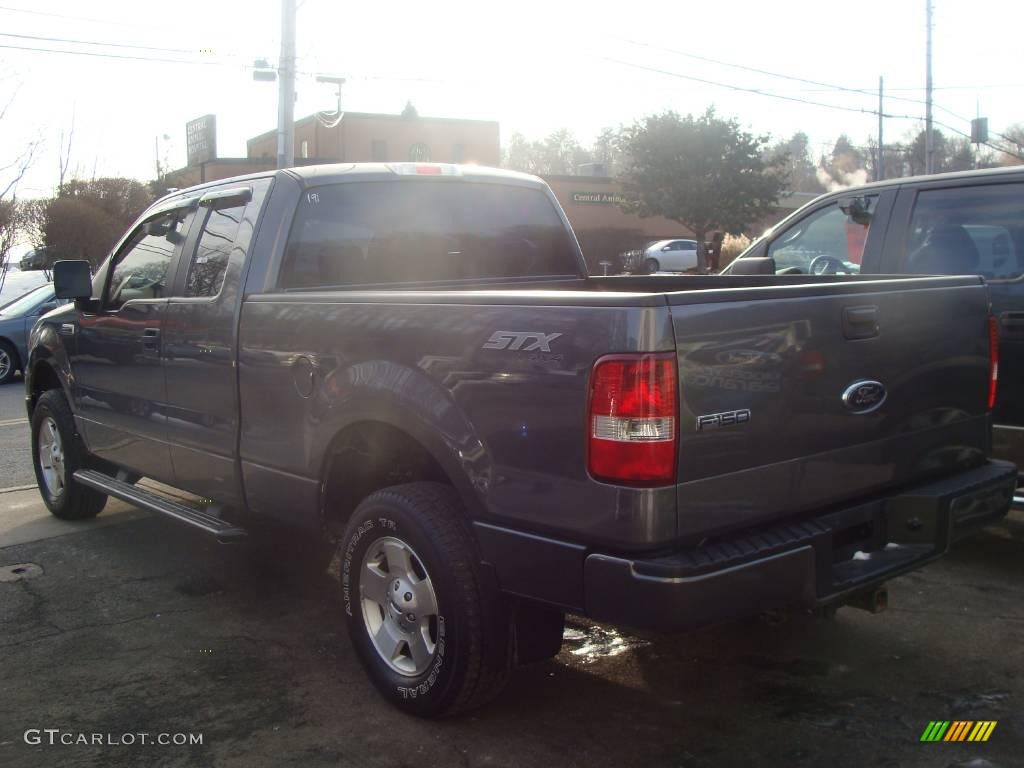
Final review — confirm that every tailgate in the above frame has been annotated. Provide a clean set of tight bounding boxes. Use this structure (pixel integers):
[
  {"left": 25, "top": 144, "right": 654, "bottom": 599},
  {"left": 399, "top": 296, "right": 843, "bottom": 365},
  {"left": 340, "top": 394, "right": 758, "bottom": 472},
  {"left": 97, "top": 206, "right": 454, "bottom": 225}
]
[{"left": 667, "top": 276, "right": 992, "bottom": 539}]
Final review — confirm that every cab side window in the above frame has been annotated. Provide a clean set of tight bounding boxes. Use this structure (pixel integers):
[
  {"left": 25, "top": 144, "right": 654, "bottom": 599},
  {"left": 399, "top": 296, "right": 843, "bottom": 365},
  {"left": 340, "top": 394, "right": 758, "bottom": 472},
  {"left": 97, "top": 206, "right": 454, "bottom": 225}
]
[
  {"left": 185, "top": 203, "right": 246, "bottom": 297},
  {"left": 767, "top": 198, "right": 876, "bottom": 275},
  {"left": 905, "top": 183, "right": 1024, "bottom": 279},
  {"left": 107, "top": 210, "right": 192, "bottom": 311}
]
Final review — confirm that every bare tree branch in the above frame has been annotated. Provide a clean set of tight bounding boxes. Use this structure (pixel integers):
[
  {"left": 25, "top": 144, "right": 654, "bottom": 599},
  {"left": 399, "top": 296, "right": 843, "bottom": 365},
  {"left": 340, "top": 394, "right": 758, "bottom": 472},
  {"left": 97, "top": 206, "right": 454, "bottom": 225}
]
[{"left": 58, "top": 108, "right": 75, "bottom": 194}]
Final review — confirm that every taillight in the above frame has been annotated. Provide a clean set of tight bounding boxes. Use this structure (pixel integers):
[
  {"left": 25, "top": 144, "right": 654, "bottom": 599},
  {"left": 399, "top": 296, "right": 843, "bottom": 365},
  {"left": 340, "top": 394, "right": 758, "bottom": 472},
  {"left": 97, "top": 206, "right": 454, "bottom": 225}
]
[
  {"left": 988, "top": 314, "right": 999, "bottom": 411},
  {"left": 587, "top": 353, "right": 678, "bottom": 485}
]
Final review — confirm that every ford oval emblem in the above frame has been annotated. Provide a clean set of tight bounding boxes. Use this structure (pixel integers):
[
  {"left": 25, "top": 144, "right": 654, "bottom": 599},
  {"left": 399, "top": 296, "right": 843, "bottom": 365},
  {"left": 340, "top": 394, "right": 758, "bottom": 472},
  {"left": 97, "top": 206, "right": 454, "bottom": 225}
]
[{"left": 842, "top": 380, "right": 887, "bottom": 414}]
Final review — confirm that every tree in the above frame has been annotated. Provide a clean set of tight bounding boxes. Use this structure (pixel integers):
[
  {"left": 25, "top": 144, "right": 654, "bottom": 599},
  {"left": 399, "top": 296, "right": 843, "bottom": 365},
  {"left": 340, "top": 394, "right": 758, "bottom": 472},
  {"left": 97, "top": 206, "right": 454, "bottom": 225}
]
[
  {"left": 816, "top": 134, "right": 868, "bottom": 191},
  {"left": 996, "top": 123, "right": 1024, "bottom": 166},
  {"left": 616, "top": 108, "right": 787, "bottom": 246},
  {"left": 590, "top": 126, "right": 625, "bottom": 175},
  {"left": 41, "top": 177, "right": 153, "bottom": 267},
  {"left": 400, "top": 101, "right": 418, "bottom": 119},
  {"left": 0, "top": 91, "right": 41, "bottom": 270},
  {"left": 769, "top": 131, "right": 821, "bottom": 193},
  {"left": 502, "top": 128, "right": 593, "bottom": 175}
]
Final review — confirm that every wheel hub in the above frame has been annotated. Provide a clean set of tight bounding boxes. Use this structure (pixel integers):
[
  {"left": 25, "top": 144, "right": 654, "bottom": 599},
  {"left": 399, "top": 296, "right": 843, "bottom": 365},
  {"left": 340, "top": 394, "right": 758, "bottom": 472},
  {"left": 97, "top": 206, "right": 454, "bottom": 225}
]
[
  {"left": 37, "top": 416, "right": 65, "bottom": 498},
  {"left": 359, "top": 536, "right": 439, "bottom": 677}
]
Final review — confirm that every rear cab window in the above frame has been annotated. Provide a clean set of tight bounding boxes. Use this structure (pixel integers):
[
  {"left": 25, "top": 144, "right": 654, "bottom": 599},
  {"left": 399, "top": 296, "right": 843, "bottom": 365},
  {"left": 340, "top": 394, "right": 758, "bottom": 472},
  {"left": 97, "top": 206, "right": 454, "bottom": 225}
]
[
  {"left": 279, "top": 180, "right": 580, "bottom": 289},
  {"left": 904, "top": 183, "right": 1024, "bottom": 279}
]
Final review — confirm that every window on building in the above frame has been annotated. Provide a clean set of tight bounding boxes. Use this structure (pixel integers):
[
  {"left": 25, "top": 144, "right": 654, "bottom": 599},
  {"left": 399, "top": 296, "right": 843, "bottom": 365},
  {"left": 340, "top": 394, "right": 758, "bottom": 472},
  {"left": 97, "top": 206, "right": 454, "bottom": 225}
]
[
  {"left": 300, "top": 140, "right": 309, "bottom": 159},
  {"left": 408, "top": 143, "right": 430, "bottom": 161},
  {"left": 452, "top": 143, "right": 465, "bottom": 163},
  {"left": 371, "top": 140, "right": 387, "bottom": 161},
  {"left": 280, "top": 181, "right": 580, "bottom": 288},
  {"left": 107, "top": 210, "right": 193, "bottom": 310},
  {"left": 904, "top": 183, "right": 1024, "bottom": 279},
  {"left": 185, "top": 203, "right": 246, "bottom": 297}
]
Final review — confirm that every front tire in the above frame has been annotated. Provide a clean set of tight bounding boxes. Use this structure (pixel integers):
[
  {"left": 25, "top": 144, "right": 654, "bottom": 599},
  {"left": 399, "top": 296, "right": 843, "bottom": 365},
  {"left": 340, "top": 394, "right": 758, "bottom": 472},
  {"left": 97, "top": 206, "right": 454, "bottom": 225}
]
[
  {"left": 340, "top": 482, "right": 512, "bottom": 717},
  {"left": 31, "top": 389, "right": 107, "bottom": 520},
  {"left": 644, "top": 257, "right": 660, "bottom": 274}
]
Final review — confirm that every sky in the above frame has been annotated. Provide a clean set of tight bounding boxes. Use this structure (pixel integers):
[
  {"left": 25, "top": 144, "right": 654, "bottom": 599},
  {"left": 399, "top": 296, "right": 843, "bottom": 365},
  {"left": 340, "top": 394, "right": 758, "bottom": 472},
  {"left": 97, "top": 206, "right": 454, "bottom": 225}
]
[{"left": 0, "top": 0, "right": 1022, "bottom": 200}]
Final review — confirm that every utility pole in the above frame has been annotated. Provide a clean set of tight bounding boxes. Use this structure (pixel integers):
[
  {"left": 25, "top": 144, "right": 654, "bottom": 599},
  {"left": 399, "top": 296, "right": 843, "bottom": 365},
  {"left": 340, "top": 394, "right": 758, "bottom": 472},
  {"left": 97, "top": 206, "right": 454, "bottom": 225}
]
[
  {"left": 276, "top": 0, "right": 297, "bottom": 169},
  {"left": 877, "top": 76, "right": 885, "bottom": 181},
  {"left": 925, "top": 0, "right": 934, "bottom": 174}
]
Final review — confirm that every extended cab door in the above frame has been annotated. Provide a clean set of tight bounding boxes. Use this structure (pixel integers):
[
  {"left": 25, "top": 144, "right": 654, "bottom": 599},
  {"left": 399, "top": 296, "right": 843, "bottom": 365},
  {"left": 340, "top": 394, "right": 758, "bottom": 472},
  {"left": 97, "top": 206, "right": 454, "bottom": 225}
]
[
  {"left": 161, "top": 179, "right": 272, "bottom": 507},
  {"left": 879, "top": 179, "right": 1024, "bottom": 473},
  {"left": 71, "top": 206, "right": 196, "bottom": 483}
]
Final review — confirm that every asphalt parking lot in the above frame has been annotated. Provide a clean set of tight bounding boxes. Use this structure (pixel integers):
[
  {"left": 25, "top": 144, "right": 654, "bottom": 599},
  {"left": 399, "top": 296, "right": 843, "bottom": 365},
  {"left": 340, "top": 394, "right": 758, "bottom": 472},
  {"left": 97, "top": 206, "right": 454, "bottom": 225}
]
[{"left": 0, "top": 381, "right": 1022, "bottom": 768}]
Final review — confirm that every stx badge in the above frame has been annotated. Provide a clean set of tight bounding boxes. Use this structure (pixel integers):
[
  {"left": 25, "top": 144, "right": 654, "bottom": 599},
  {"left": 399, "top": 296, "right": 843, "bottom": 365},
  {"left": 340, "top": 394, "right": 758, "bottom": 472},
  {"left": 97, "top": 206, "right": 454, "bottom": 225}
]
[{"left": 483, "top": 331, "right": 562, "bottom": 352}]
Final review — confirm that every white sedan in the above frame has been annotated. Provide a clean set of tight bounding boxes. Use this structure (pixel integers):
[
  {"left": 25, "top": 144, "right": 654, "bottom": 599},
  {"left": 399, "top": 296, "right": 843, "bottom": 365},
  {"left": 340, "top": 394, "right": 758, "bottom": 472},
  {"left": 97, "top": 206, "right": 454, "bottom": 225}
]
[{"left": 642, "top": 239, "right": 700, "bottom": 273}]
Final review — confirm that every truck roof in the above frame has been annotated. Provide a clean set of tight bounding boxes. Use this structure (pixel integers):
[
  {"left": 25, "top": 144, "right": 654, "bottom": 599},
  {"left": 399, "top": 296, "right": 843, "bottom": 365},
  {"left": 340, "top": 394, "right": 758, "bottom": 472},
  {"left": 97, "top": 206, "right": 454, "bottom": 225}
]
[
  {"left": 807, "top": 163, "right": 1024, "bottom": 205},
  {"left": 153, "top": 163, "right": 544, "bottom": 207}
]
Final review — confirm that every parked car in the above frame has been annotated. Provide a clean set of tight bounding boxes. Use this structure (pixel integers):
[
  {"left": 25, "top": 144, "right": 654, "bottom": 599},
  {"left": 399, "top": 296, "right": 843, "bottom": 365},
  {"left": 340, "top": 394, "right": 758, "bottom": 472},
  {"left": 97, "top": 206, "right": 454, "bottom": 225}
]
[
  {"left": 0, "top": 268, "right": 50, "bottom": 307},
  {"left": 0, "top": 284, "right": 65, "bottom": 384},
  {"left": 642, "top": 238, "right": 700, "bottom": 273},
  {"left": 27, "top": 163, "right": 1014, "bottom": 717},
  {"left": 724, "top": 165, "right": 1024, "bottom": 498}
]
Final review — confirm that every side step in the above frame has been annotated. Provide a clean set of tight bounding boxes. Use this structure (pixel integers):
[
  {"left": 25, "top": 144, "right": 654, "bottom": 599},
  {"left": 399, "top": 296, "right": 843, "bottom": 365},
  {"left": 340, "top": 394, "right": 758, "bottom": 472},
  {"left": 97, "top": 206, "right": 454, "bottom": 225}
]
[{"left": 73, "top": 470, "right": 247, "bottom": 542}]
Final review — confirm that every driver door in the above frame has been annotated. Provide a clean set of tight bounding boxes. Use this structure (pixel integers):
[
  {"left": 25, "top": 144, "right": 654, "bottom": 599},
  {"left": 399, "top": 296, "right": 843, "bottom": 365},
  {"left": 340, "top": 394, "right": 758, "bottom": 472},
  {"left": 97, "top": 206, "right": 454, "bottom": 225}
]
[
  {"left": 764, "top": 191, "right": 894, "bottom": 274},
  {"left": 71, "top": 207, "right": 196, "bottom": 485}
]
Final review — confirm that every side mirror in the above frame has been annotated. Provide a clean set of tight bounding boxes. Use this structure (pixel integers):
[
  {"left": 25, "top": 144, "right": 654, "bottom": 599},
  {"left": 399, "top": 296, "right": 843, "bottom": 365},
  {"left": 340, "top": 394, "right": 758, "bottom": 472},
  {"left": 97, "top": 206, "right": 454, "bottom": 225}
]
[
  {"left": 661, "top": 245, "right": 672, "bottom": 251},
  {"left": 838, "top": 196, "right": 872, "bottom": 226},
  {"left": 727, "top": 257, "right": 778, "bottom": 276},
  {"left": 53, "top": 260, "right": 93, "bottom": 300}
]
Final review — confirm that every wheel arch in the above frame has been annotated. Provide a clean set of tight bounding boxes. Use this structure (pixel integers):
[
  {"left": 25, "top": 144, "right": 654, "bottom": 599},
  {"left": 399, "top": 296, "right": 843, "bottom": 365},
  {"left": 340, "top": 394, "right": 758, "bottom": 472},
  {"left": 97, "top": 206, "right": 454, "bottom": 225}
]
[{"left": 318, "top": 416, "right": 486, "bottom": 535}]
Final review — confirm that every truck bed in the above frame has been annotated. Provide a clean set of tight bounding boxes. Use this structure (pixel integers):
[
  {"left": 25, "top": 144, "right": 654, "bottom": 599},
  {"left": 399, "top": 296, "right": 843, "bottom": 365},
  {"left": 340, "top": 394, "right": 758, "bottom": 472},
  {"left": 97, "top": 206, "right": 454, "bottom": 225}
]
[{"left": 240, "top": 272, "right": 990, "bottom": 549}]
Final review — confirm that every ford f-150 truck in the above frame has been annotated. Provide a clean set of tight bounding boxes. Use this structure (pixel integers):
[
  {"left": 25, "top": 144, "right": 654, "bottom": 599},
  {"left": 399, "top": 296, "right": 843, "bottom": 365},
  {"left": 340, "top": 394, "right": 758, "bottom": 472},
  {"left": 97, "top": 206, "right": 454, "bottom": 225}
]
[{"left": 26, "top": 163, "right": 1015, "bottom": 716}]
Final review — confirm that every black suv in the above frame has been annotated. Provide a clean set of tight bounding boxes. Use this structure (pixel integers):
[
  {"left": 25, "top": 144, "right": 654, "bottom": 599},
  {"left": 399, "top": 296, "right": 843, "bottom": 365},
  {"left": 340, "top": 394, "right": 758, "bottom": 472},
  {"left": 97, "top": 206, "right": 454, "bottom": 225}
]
[{"left": 728, "top": 165, "right": 1024, "bottom": 493}]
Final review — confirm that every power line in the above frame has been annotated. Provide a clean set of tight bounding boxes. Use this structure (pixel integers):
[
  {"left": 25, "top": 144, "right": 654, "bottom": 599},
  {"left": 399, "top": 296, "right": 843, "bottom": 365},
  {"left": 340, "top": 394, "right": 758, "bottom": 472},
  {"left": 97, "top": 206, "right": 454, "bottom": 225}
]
[
  {"left": 618, "top": 37, "right": 935, "bottom": 111},
  {"left": 600, "top": 54, "right": 1024, "bottom": 161},
  {"left": 0, "top": 31, "right": 203, "bottom": 56},
  {"left": 0, "top": 42, "right": 245, "bottom": 68},
  {"left": 0, "top": 3, "right": 150, "bottom": 30},
  {"left": 618, "top": 34, "right": 1024, "bottom": 148},
  {"left": 599, "top": 55, "right": 907, "bottom": 118}
]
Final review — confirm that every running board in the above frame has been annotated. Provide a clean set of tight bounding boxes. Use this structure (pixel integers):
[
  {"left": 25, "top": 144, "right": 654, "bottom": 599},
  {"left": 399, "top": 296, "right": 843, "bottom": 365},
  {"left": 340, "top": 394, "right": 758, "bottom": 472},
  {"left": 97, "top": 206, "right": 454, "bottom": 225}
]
[{"left": 73, "top": 470, "right": 247, "bottom": 542}]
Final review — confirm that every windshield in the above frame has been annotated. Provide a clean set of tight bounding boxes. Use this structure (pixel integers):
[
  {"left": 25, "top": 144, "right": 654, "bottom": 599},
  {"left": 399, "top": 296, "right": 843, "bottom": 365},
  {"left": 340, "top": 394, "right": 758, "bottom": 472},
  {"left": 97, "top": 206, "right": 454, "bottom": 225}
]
[{"left": 0, "top": 285, "right": 55, "bottom": 317}]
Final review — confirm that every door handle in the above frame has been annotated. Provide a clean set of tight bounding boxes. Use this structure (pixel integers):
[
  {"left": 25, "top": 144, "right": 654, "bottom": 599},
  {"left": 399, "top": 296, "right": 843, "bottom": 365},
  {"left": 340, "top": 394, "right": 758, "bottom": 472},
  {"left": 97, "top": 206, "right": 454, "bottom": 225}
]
[{"left": 843, "top": 305, "right": 879, "bottom": 340}]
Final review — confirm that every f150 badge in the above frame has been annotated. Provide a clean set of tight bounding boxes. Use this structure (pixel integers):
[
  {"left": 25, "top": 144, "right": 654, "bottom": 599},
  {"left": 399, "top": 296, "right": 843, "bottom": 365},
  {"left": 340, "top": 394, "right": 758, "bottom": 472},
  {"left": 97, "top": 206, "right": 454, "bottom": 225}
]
[
  {"left": 482, "top": 331, "right": 562, "bottom": 352},
  {"left": 696, "top": 409, "right": 752, "bottom": 431}
]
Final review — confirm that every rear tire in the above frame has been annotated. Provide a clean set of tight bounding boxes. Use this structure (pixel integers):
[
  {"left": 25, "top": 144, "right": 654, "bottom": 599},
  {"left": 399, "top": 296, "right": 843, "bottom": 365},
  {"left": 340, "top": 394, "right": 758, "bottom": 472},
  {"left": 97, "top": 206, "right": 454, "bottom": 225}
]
[
  {"left": 0, "top": 340, "right": 18, "bottom": 385},
  {"left": 340, "top": 482, "right": 513, "bottom": 717},
  {"left": 31, "top": 389, "right": 107, "bottom": 520},
  {"left": 644, "top": 257, "right": 660, "bottom": 274}
]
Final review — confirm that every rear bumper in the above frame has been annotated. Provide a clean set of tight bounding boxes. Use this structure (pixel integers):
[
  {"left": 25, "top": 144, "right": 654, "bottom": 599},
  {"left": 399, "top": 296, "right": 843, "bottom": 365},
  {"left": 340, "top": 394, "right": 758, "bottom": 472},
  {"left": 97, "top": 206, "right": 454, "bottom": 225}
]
[
  {"left": 992, "top": 424, "right": 1024, "bottom": 505},
  {"left": 581, "top": 460, "right": 1016, "bottom": 632}
]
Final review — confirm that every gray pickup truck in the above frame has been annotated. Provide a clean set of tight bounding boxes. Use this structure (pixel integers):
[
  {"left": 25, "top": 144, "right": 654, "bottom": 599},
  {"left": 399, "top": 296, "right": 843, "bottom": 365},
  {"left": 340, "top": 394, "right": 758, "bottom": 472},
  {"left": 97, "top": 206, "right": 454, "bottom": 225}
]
[{"left": 26, "top": 163, "right": 1015, "bottom": 716}]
